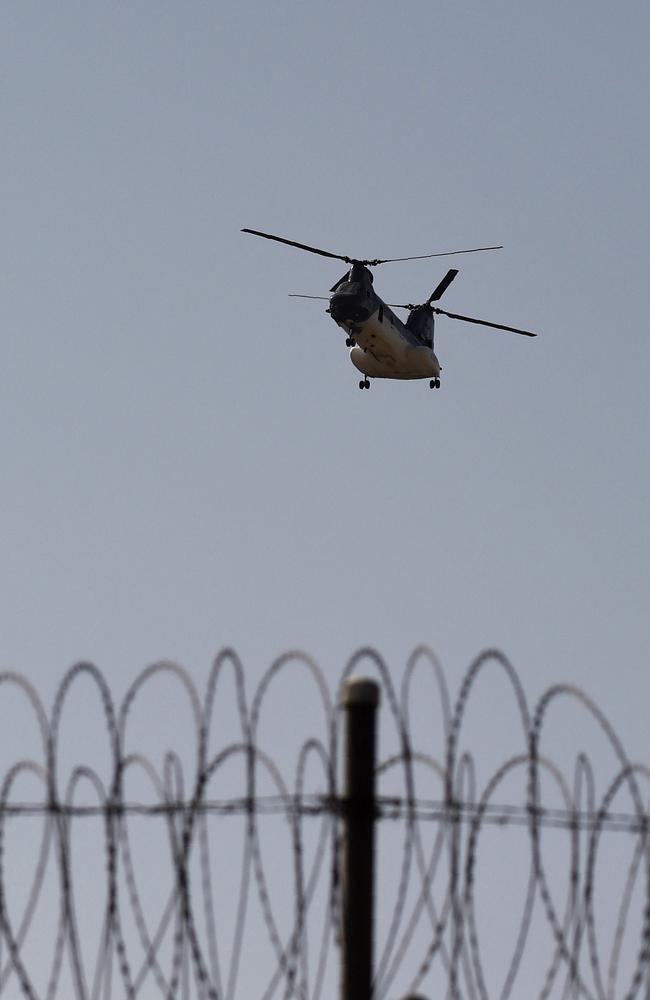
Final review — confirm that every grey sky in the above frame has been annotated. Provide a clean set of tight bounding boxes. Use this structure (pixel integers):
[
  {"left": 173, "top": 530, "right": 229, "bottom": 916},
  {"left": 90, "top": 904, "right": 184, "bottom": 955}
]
[{"left": 0, "top": 1, "right": 648, "bottom": 994}]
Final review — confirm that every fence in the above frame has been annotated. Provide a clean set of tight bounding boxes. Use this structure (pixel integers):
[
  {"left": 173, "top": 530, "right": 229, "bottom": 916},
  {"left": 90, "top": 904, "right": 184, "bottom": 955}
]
[{"left": 0, "top": 648, "right": 648, "bottom": 998}]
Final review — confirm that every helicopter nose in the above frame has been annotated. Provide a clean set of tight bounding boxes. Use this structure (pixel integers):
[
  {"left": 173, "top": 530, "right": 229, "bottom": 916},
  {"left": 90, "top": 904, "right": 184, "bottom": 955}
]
[{"left": 329, "top": 293, "right": 370, "bottom": 324}]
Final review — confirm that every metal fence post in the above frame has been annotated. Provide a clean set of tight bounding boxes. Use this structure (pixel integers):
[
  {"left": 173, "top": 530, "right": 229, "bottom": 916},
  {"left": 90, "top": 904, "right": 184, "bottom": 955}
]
[{"left": 340, "top": 676, "right": 380, "bottom": 1000}]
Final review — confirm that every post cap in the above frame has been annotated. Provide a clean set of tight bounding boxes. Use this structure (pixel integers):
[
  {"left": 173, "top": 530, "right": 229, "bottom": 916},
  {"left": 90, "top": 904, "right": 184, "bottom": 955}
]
[{"left": 340, "top": 676, "right": 380, "bottom": 708}]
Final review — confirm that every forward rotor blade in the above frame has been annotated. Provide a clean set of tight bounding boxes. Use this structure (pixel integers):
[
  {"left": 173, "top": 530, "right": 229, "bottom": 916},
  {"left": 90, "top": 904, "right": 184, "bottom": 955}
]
[
  {"left": 427, "top": 269, "right": 459, "bottom": 304},
  {"left": 241, "top": 228, "right": 352, "bottom": 263},
  {"left": 242, "top": 228, "right": 503, "bottom": 267},
  {"left": 288, "top": 294, "right": 330, "bottom": 300},
  {"left": 434, "top": 307, "right": 537, "bottom": 337},
  {"left": 375, "top": 245, "right": 503, "bottom": 264}
]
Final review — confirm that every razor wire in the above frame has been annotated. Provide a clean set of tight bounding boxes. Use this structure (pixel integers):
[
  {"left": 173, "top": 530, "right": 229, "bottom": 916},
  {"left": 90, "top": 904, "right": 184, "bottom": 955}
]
[{"left": 0, "top": 647, "right": 647, "bottom": 999}]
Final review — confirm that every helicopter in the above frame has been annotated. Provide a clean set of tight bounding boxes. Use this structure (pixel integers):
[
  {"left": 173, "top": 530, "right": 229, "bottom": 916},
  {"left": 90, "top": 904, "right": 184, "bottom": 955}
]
[{"left": 241, "top": 228, "right": 537, "bottom": 389}]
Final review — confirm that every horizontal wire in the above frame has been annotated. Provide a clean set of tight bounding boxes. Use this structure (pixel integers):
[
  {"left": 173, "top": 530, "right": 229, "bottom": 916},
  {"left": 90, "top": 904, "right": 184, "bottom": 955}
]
[{"left": 1, "top": 795, "right": 647, "bottom": 834}]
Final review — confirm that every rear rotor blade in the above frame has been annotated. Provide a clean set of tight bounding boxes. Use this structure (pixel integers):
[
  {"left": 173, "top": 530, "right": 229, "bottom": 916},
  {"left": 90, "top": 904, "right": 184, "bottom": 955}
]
[
  {"left": 241, "top": 228, "right": 352, "bottom": 263},
  {"left": 386, "top": 267, "right": 459, "bottom": 309},
  {"left": 433, "top": 307, "right": 537, "bottom": 337},
  {"left": 427, "top": 269, "right": 459, "bottom": 304}
]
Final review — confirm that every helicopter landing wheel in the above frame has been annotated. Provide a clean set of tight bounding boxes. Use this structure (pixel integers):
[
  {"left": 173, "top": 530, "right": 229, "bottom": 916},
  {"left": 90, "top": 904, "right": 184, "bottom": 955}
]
[
  {"left": 358, "top": 378, "right": 370, "bottom": 390},
  {"left": 429, "top": 378, "right": 441, "bottom": 389},
  {"left": 346, "top": 337, "right": 356, "bottom": 347}
]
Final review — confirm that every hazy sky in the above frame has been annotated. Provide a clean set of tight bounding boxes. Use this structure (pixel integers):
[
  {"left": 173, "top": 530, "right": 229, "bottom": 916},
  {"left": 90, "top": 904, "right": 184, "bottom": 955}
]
[{"left": 0, "top": 1, "right": 648, "bottom": 994}]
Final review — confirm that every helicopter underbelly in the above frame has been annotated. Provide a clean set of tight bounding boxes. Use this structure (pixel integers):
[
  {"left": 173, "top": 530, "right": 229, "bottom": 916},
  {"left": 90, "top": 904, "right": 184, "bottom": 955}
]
[
  {"left": 346, "top": 312, "right": 440, "bottom": 379},
  {"left": 350, "top": 346, "right": 440, "bottom": 379}
]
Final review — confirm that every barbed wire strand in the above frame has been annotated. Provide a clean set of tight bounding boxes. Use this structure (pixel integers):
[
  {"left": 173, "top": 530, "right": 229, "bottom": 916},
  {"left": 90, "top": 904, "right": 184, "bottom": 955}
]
[{"left": 0, "top": 649, "right": 648, "bottom": 998}]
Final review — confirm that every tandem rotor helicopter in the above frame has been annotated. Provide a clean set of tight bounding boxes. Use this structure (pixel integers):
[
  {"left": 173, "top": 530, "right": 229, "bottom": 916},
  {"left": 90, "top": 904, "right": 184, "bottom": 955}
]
[{"left": 242, "top": 228, "right": 537, "bottom": 390}]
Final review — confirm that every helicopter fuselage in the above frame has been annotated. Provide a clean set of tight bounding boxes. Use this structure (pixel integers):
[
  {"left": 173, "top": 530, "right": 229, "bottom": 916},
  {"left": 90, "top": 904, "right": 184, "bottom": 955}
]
[{"left": 329, "top": 265, "right": 441, "bottom": 381}]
